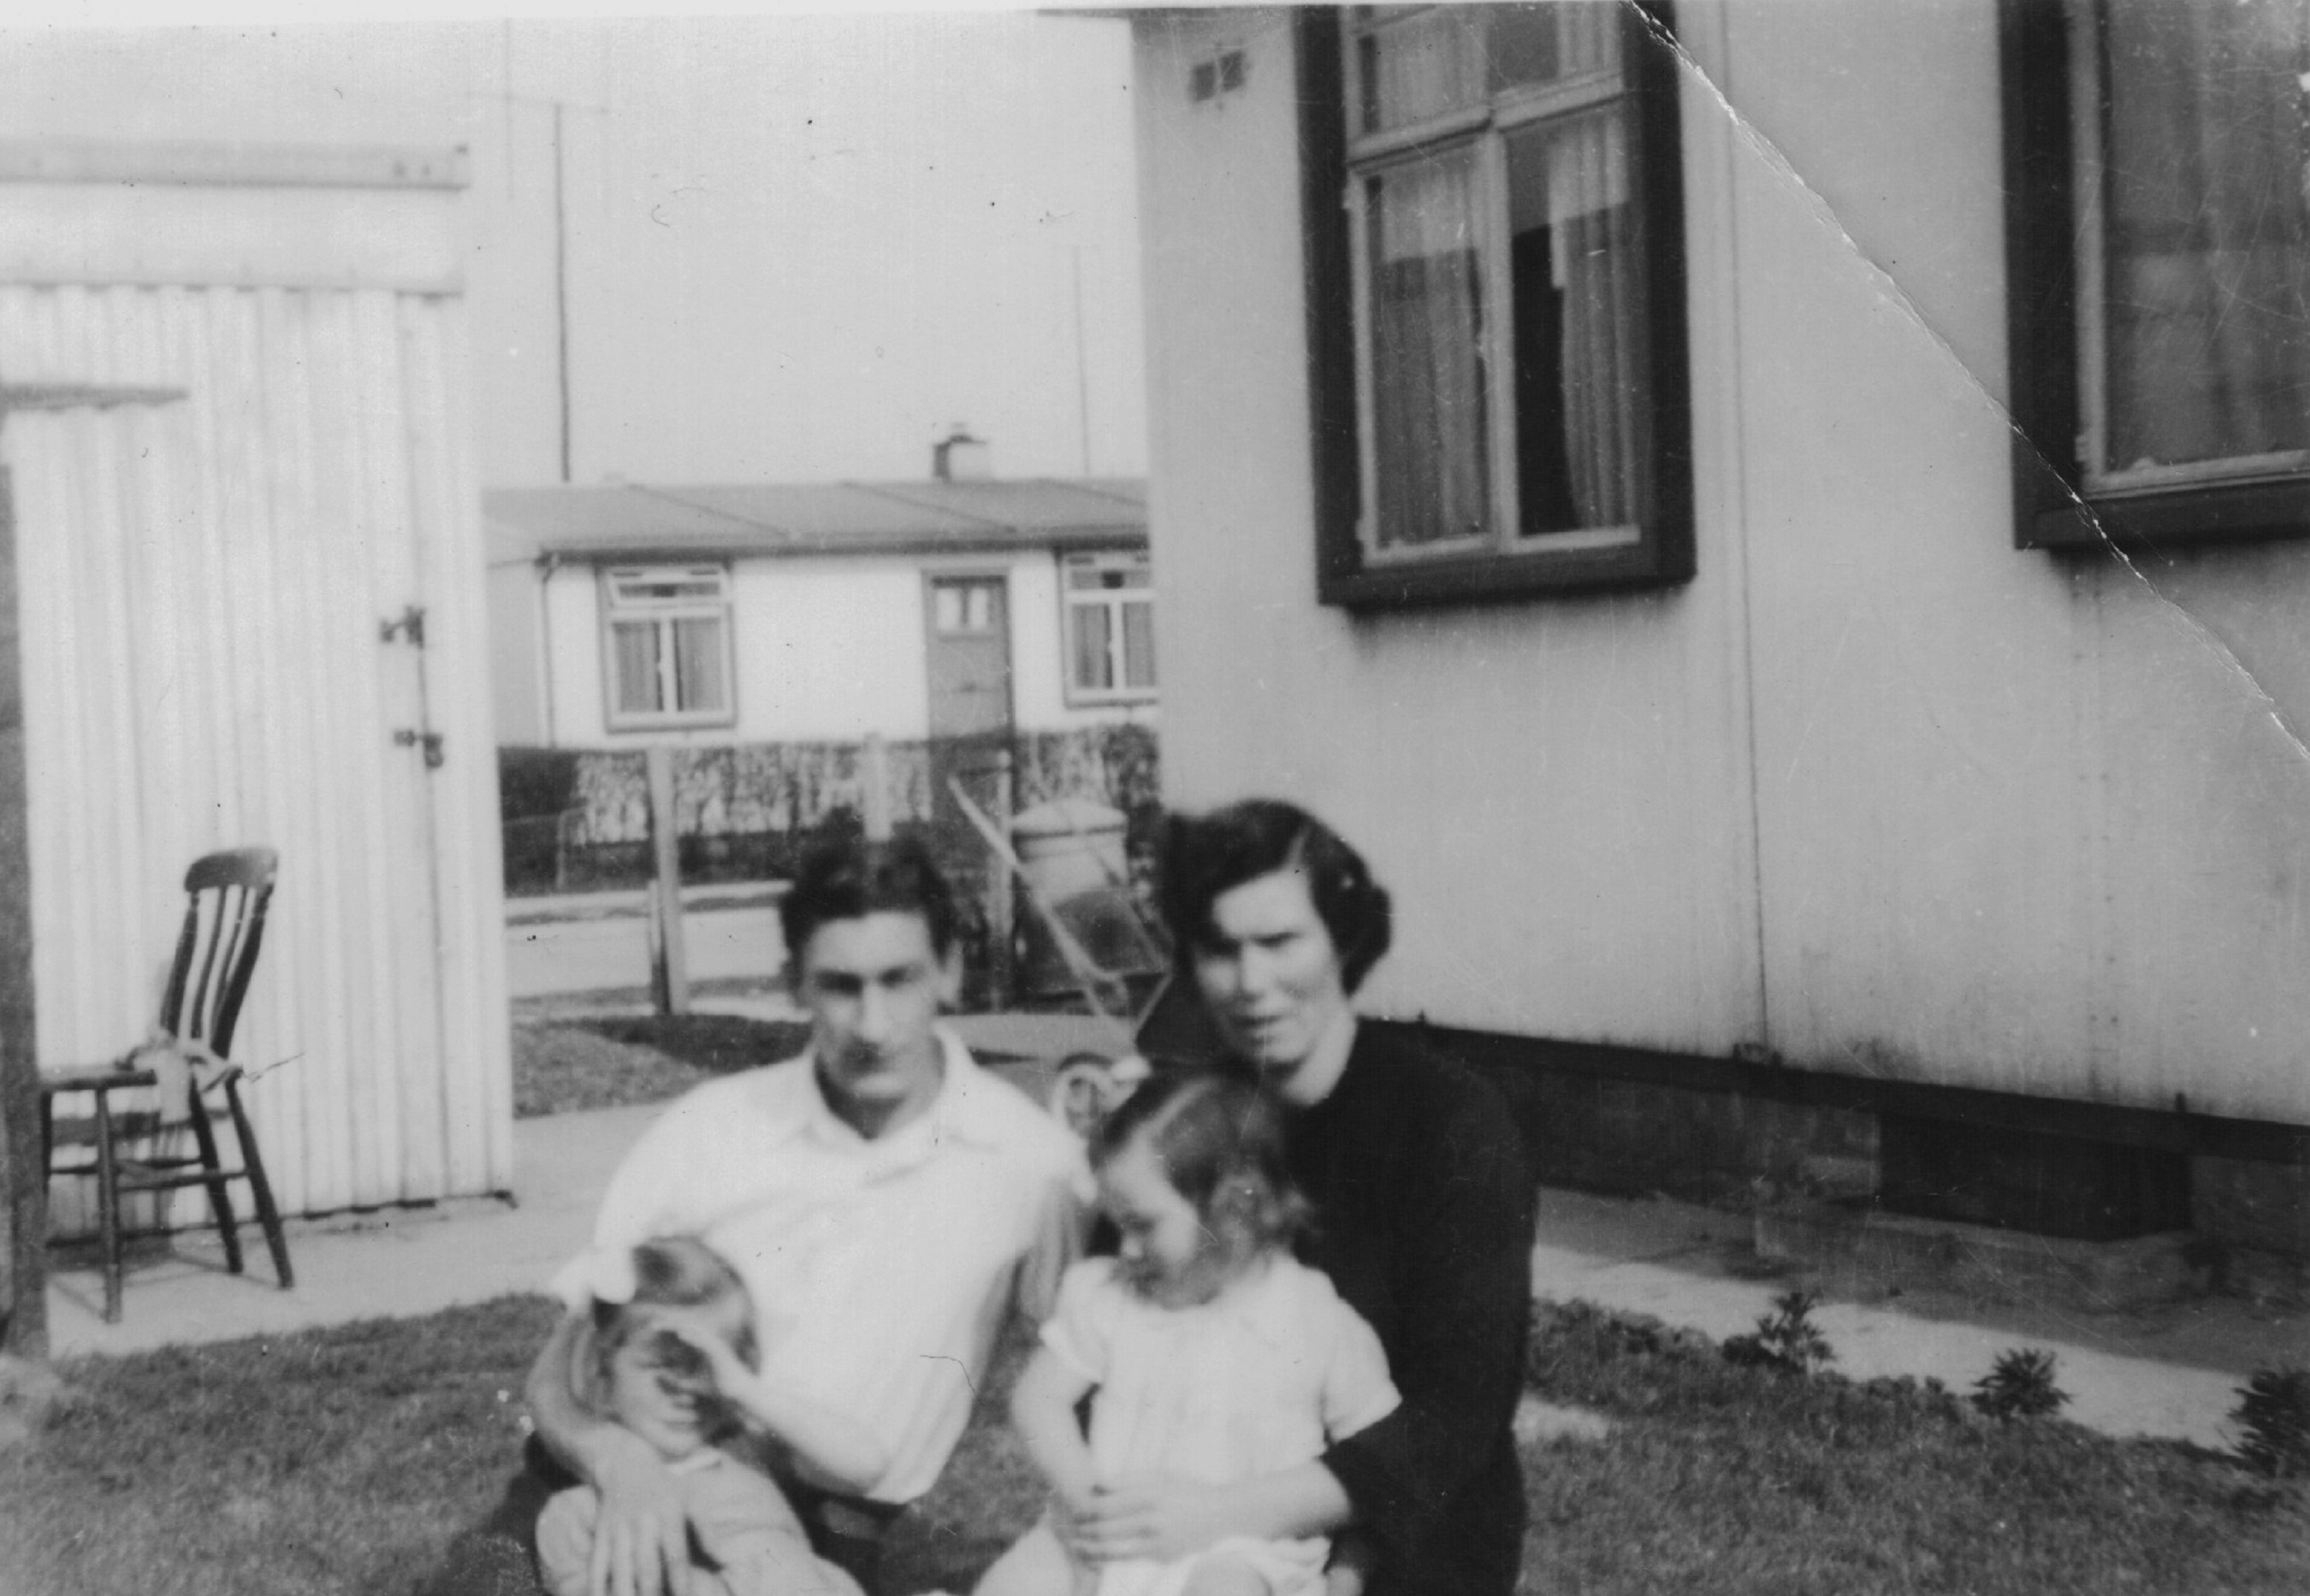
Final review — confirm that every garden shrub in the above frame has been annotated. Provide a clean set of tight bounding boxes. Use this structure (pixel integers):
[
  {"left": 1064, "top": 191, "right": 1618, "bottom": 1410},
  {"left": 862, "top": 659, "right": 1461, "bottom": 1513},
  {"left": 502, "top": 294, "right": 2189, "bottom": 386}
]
[
  {"left": 2232, "top": 1367, "right": 2310, "bottom": 1479},
  {"left": 1722, "top": 1291, "right": 1836, "bottom": 1375},
  {"left": 1972, "top": 1347, "right": 2071, "bottom": 1422}
]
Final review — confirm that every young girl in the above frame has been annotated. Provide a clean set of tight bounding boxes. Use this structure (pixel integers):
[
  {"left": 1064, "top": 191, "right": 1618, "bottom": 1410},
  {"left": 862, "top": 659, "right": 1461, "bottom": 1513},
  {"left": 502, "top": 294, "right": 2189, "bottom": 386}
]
[
  {"left": 536, "top": 1235, "right": 889, "bottom": 1596},
  {"left": 975, "top": 1072, "right": 1400, "bottom": 1596}
]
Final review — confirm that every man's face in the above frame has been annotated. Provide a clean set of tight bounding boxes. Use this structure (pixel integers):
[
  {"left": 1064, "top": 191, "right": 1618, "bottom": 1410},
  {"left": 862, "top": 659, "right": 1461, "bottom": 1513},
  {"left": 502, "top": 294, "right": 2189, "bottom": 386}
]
[{"left": 792, "top": 910, "right": 957, "bottom": 1126}]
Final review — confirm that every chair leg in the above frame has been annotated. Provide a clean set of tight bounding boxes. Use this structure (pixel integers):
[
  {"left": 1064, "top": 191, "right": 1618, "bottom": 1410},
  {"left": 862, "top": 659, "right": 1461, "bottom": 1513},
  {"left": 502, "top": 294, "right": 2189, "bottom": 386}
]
[
  {"left": 92, "top": 1091, "right": 123, "bottom": 1325},
  {"left": 185, "top": 1085, "right": 244, "bottom": 1276},
  {"left": 223, "top": 1078, "right": 292, "bottom": 1291}
]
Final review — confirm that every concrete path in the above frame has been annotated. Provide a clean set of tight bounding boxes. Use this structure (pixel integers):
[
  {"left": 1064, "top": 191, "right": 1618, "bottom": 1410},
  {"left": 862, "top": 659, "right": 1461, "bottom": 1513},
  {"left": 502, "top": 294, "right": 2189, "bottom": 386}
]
[{"left": 44, "top": 1019, "right": 2305, "bottom": 1456}]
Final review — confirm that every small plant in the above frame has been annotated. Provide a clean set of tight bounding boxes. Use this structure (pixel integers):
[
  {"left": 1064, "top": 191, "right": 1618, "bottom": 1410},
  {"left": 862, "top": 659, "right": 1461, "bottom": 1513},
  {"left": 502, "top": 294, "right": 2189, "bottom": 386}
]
[
  {"left": 1723, "top": 1290, "right": 1836, "bottom": 1374},
  {"left": 1972, "top": 1347, "right": 2070, "bottom": 1422},
  {"left": 2230, "top": 1366, "right": 2310, "bottom": 1479}
]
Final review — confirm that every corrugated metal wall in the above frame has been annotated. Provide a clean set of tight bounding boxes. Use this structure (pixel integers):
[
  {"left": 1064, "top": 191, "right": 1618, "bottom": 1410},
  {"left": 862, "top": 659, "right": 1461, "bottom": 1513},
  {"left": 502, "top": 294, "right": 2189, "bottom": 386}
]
[{"left": 0, "top": 224, "right": 512, "bottom": 1221}]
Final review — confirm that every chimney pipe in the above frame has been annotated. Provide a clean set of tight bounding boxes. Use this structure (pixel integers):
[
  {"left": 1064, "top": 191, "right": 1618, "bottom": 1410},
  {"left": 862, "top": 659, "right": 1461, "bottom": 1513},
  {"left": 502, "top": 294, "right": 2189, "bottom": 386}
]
[{"left": 933, "top": 429, "right": 991, "bottom": 482}]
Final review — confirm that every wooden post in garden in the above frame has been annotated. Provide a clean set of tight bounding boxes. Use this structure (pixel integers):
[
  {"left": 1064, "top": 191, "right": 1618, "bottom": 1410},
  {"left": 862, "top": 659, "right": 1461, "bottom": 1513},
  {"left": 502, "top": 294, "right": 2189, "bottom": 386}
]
[
  {"left": 986, "top": 747, "right": 1015, "bottom": 1009},
  {"left": 645, "top": 743, "right": 690, "bottom": 1017},
  {"left": 862, "top": 735, "right": 892, "bottom": 842}
]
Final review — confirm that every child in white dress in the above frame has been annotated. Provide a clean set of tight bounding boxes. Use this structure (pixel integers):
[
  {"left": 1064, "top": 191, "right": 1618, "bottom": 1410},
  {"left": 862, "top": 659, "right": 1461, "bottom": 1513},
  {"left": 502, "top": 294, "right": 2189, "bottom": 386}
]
[
  {"left": 975, "top": 1072, "right": 1400, "bottom": 1596},
  {"left": 535, "top": 1235, "right": 888, "bottom": 1596}
]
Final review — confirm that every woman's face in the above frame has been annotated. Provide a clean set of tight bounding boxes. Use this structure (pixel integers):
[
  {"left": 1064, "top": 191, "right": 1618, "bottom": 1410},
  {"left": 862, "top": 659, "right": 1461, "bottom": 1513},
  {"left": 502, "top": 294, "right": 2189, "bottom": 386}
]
[{"left": 1190, "top": 868, "right": 1352, "bottom": 1091}]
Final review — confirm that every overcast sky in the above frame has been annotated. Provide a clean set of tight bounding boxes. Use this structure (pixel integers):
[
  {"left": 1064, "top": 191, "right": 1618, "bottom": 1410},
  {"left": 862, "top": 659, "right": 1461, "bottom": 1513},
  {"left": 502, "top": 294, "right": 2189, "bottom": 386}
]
[{"left": 0, "top": 9, "right": 1148, "bottom": 487}]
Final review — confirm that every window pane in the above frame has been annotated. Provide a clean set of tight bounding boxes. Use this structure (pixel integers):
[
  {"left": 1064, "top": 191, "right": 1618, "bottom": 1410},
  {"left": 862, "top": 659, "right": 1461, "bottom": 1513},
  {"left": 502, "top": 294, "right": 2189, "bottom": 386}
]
[
  {"left": 612, "top": 621, "right": 662, "bottom": 716},
  {"left": 1359, "top": 9, "right": 1484, "bottom": 134},
  {"left": 1072, "top": 600, "right": 1115, "bottom": 690},
  {"left": 1488, "top": 3, "right": 1621, "bottom": 93},
  {"left": 1504, "top": 107, "right": 1651, "bottom": 534},
  {"left": 1368, "top": 148, "right": 1491, "bottom": 549},
  {"left": 2098, "top": 0, "right": 2310, "bottom": 475},
  {"left": 934, "top": 584, "right": 963, "bottom": 632},
  {"left": 1122, "top": 598, "right": 1157, "bottom": 689},
  {"left": 672, "top": 618, "right": 726, "bottom": 713}
]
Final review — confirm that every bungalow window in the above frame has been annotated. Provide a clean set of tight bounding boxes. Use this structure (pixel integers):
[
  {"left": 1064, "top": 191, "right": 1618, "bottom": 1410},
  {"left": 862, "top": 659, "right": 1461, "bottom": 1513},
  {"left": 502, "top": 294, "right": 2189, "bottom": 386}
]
[
  {"left": 601, "top": 565, "right": 735, "bottom": 730},
  {"left": 1305, "top": 3, "right": 1692, "bottom": 608},
  {"left": 2001, "top": 0, "right": 2310, "bottom": 549},
  {"left": 1063, "top": 553, "right": 1158, "bottom": 704}
]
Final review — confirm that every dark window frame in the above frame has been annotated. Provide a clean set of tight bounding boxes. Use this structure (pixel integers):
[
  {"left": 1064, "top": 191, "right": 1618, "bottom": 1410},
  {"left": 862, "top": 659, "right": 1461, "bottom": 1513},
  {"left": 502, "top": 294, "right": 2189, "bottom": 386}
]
[
  {"left": 1999, "top": 0, "right": 2310, "bottom": 553},
  {"left": 1300, "top": 3, "right": 1694, "bottom": 611}
]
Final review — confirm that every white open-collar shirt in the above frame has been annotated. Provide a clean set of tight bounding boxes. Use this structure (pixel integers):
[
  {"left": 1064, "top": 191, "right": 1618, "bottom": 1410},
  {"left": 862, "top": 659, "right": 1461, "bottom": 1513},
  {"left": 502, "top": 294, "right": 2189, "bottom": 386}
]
[{"left": 553, "top": 1027, "right": 1089, "bottom": 1504}]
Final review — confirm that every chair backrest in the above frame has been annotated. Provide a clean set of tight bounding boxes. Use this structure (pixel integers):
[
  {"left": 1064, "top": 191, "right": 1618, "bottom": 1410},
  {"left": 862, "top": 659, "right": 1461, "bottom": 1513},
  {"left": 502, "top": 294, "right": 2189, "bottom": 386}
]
[{"left": 161, "top": 848, "right": 279, "bottom": 1059}]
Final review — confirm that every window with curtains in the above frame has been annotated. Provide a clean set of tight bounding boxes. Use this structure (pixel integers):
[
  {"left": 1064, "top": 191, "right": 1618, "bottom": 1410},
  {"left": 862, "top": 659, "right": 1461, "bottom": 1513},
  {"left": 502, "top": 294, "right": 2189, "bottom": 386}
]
[
  {"left": 1063, "top": 553, "right": 1158, "bottom": 704},
  {"left": 1305, "top": 3, "right": 1692, "bottom": 607},
  {"left": 601, "top": 565, "right": 736, "bottom": 730},
  {"left": 2001, "top": 0, "right": 2310, "bottom": 550}
]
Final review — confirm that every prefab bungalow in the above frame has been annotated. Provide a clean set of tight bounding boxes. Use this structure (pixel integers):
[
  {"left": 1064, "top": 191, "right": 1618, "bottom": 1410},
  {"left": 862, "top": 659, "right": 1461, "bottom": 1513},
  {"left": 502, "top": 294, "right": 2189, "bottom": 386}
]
[
  {"left": 0, "top": 141, "right": 512, "bottom": 1285},
  {"left": 483, "top": 466, "right": 1155, "bottom": 753},
  {"left": 1128, "top": 3, "right": 2309, "bottom": 1259}
]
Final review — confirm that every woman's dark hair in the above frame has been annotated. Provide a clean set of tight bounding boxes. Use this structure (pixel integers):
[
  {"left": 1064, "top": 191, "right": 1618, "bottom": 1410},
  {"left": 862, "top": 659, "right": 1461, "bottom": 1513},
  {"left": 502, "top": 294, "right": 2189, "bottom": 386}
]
[
  {"left": 578, "top": 1237, "right": 760, "bottom": 1443},
  {"left": 1094, "top": 1070, "right": 1312, "bottom": 1250},
  {"left": 1158, "top": 799, "right": 1393, "bottom": 995},
  {"left": 780, "top": 831, "right": 959, "bottom": 965}
]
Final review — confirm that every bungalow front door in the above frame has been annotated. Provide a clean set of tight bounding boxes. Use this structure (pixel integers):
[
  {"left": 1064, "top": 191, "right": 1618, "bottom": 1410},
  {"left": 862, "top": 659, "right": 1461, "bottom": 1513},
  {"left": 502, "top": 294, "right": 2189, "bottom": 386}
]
[{"left": 923, "top": 572, "right": 1014, "bottom": 847}]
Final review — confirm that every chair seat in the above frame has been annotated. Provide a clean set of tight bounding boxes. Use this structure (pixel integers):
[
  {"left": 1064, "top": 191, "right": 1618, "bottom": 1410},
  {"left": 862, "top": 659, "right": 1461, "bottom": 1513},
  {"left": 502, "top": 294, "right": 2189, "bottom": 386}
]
[{"left": 41, "top": 1067, "right": 293, "bottom": 1321}]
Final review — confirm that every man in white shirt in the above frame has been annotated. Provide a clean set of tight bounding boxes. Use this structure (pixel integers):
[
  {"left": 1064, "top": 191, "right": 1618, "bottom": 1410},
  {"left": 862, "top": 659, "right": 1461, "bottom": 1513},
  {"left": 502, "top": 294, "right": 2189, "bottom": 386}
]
[{"left": 452, "top": 835, "right": 1087, "bottom": 1596}]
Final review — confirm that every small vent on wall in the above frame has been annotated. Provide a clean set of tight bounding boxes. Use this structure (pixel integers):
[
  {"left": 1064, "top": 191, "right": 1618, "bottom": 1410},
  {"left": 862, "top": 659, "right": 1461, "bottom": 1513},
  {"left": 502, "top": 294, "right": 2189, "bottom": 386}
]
[{"left": 1190, "top": 50, "right": 1247, "bottom": 103}]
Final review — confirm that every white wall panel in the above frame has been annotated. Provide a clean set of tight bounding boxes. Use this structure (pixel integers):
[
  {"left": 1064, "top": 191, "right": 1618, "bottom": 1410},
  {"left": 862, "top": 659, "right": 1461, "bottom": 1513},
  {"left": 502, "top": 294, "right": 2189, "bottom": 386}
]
[
  {"left": 1, "top": 260, "right": 512, "bottom": 1224},
  {"left": 1134, "top": 12, "right": 1764, "bottom": 1057},
  {"left": 1131, "top": 3, "right": 2310, "bottom": 1126}
]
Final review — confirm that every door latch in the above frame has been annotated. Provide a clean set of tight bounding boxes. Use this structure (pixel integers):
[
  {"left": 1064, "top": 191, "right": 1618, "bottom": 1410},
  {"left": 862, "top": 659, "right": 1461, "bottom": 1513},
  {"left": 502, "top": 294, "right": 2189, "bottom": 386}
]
[{"left": 379, "top": 605, "right": 427, "bottom": 647}]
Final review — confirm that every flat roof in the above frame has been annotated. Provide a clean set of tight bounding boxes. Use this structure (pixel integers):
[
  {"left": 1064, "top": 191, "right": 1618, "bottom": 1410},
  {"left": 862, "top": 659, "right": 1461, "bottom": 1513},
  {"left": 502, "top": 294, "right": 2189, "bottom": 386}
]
[{"left": 483, "top": 477, "right": 1147, "bottom": 564}]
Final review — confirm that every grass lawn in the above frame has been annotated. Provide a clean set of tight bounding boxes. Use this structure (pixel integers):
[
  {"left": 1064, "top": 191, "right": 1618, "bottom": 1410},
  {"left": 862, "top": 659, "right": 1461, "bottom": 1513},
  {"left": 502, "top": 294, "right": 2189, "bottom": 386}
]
[
  {"left": 3, "top": 1294, "right": 2303, "bottom": 1596},
  {"left": 511, "top": 1015, "right": 812, "bottom": 1118}
]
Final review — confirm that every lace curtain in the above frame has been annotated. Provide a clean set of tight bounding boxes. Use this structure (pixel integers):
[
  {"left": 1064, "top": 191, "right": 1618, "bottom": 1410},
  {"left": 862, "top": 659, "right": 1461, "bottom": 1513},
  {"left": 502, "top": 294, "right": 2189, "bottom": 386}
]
[{"left": 2099, "top": 0, "right": 2310, "bottom": 475}]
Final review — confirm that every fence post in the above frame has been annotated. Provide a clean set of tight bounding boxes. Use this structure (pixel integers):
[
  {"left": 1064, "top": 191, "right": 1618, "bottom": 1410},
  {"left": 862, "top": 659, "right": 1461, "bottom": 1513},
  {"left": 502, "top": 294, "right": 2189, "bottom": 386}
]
[
  {"left": 986, "top": 747, "right": 1015, "bottom": 1009},
  {"left": 646, "top": 743, "right": 690, "bottom": 1017},
  {"left": 862, "top": 735, "right": 892, "bottom": 842}
]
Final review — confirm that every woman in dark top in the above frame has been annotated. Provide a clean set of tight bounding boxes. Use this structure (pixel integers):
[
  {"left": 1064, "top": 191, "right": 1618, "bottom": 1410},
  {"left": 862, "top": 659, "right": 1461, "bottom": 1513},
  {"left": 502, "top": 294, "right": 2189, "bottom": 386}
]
[{"left": 1067, "top": 800, "right": 1533, "bottom": 1596}]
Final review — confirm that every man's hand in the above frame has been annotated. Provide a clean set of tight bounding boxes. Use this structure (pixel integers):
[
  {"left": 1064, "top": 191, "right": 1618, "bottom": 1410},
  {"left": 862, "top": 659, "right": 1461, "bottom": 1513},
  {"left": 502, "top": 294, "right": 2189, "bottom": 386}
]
[
  {"left": 653, "top": 1309, "right": 749, "bottom": 1394},
  {"left": 584, "top": 1433, "right": 692, "bottom": 1596},
  {"left": 1067, "top": 1475, "right": 1238, "bottom": 1565}
]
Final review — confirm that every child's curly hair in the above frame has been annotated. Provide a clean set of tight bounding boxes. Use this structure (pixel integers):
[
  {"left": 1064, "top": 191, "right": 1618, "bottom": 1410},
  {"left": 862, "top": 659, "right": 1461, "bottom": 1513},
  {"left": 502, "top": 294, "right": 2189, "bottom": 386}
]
[
  {"left": 576, "top": 1237, "right": 760, "bottom": 1445},
  {"left": 1095, "top": 1069, "right": 1312, "bottom": 1251}
]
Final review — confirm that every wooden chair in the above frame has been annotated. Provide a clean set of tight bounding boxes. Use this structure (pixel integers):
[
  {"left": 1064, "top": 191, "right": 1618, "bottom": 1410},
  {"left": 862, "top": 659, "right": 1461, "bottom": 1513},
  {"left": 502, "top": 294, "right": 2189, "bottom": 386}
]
[{"left": 39, "top": 848, "right": 292, "bottom": 1323}]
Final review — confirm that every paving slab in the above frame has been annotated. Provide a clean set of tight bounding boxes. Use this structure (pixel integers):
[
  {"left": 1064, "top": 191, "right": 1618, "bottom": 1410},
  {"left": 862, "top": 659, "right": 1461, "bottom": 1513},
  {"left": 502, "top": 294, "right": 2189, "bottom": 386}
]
[{"left": 45, "top": 1102, "right": 660, "bottom": 1359}]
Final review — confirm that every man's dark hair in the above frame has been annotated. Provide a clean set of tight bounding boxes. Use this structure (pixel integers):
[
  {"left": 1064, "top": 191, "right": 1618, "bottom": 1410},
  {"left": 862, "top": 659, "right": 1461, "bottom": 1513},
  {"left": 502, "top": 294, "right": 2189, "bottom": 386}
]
[
  {"left": 1158, "top": 798, "right": 1393, "bottom": 995},
  {"left": 779, "top": 831, "right": 960, "bottom": 964}
]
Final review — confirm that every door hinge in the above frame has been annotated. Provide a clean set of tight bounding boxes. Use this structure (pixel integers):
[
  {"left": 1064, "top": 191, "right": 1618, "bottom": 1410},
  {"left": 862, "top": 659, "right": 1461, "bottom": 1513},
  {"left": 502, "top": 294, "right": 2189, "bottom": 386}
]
[{"left": 394, "top": 729, "right": 446, "bottom": 769}]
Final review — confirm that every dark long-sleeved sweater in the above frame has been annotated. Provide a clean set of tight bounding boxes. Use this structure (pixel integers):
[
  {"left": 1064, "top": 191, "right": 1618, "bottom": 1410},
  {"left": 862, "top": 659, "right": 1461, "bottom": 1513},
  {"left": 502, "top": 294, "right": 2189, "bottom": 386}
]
[{"left": 1285, "top": 1025, "right": 1533, "bottom": 1596}]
